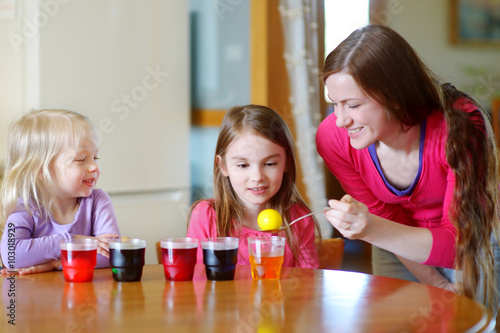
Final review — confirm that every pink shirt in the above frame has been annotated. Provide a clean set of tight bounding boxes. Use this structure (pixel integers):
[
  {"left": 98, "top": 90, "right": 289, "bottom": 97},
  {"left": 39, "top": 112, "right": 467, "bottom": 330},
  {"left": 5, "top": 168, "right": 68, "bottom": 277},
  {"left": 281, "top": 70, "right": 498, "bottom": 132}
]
[
  {"left": 186, "top": 200, "right": 319, "bottom": 268},
  {"left": 316, "top": 99, "right": 481, "bottom": 269}
]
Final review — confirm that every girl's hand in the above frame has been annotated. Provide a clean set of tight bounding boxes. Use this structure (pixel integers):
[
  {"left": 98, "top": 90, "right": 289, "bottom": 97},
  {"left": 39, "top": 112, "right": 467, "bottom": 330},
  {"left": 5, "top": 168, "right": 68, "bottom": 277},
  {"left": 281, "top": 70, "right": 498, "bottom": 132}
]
[
  {"left": 95, "top": 233, "right": 119, "bottom": 258},
  {"left": 324, "top": 194, "right": 370, "bottom": 239},
  {"left": 73, "top": 233, "right": 119, "bottom": 258},
  {"left": 1, "top": 260, "right": 61, "bottom": 275}
]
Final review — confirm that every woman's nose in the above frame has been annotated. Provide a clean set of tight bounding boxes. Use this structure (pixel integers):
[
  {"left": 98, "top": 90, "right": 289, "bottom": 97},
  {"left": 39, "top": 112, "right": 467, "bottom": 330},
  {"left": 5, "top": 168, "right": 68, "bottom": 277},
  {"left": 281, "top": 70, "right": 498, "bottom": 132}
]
[{"left": 335, "top": 106, "right": 351, "bottom": 128}]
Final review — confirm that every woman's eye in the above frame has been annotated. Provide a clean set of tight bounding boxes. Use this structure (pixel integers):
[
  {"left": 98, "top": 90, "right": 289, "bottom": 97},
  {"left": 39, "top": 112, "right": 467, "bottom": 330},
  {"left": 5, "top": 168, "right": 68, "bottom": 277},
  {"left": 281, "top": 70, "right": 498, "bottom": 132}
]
[
  {"left": 236, "top": 163, "right": 248, "bottom": 168},
  {"left": 348, "top": 104, "right": 360, "bottom": 109},
  {"left": 265, "top": 162, "right": 277, "bottom": 167}
]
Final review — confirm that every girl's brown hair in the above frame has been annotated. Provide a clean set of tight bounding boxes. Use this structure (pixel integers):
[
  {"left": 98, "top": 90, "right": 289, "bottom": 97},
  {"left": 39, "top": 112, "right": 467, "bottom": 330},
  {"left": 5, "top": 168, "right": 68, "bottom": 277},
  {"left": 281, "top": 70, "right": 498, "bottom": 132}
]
[
  {"left": 188, "top": 104, "right": 321, "bottom": 264},
  {"left": 323, "top": 25, "right": 499, "bottom": 311}
]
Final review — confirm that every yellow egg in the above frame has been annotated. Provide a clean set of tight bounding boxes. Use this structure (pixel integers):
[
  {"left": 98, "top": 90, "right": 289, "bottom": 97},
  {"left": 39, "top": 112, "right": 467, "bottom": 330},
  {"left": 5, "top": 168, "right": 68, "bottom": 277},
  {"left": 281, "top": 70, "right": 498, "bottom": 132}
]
[
  {"left": 257, "top": 322, "right": 280, "bottom": 333},
  {"left": 257, "top": 209, "right": 282, "bottom": 230}
]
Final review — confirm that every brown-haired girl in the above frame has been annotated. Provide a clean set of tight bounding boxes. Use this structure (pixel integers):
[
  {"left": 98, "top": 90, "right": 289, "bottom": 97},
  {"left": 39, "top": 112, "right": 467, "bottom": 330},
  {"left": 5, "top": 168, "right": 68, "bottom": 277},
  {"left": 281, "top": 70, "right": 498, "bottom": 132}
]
[
  {"left": 317, "top": 24, "right": 500, "bottom": 314},
  {"left": 188, "top": 104, "right": 319, "bottom": 268}
]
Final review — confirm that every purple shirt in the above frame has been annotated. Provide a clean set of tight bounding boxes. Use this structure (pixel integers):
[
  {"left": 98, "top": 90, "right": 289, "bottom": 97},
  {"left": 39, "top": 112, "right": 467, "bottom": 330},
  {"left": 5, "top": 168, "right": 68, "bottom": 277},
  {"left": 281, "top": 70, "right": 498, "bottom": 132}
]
[{"left": 1, "top": 189, "right": 120, "bottom": 269}]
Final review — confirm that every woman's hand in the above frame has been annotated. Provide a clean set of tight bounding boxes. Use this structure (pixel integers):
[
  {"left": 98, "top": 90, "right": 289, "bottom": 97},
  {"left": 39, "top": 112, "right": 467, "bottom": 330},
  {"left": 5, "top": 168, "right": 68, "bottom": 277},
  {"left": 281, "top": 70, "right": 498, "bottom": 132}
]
[
  {"left": 433, "top": 280, "right": 457, "bottom": 293},
  {"left": 325, "top": 196, "right": 435, "bottom": 264},
  {"left": 397, "top": 256, "right": 457, "bottom": 293},
  {"left": 1, "top": 260, "right": 61, "bottom": 275},
  {"left": 324, "top": 194, "right": 371, "bottom": 239}
]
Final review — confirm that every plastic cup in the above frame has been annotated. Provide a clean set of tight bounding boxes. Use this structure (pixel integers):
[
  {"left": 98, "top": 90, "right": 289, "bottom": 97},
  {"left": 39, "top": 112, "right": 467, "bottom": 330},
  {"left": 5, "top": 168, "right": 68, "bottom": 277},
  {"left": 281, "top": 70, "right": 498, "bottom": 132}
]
[
  {"left": 109, "top": 238, "right": 146, "bottom": 282},
  {"left": 160, "top": 237, "right": 198, "bottom": 281},
  {"left": 248, "top": 236, "right": 286, "bottom": 280},
  {"left": 201, "top": 237, "right": 239, "bottom": 281},
  {"left": 60, "top": 238, "right": 98, "bottom": 283}
]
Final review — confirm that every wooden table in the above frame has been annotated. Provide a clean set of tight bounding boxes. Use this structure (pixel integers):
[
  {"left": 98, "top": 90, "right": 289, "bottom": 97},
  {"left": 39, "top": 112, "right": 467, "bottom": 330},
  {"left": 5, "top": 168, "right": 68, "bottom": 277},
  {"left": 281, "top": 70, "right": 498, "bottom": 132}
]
[{"left": 1, "top": 264, "right": 493, "bottom": 332}]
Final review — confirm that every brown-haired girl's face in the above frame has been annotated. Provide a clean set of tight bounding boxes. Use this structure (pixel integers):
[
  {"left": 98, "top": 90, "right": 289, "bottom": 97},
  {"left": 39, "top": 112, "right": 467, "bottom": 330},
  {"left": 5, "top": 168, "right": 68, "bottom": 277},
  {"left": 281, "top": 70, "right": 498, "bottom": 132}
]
[
  {"left": 217, "top": 131, "right": 287, "bottom": 212},
  {"left": 325, "top": 72, "right": 398, "bottom": 149}
]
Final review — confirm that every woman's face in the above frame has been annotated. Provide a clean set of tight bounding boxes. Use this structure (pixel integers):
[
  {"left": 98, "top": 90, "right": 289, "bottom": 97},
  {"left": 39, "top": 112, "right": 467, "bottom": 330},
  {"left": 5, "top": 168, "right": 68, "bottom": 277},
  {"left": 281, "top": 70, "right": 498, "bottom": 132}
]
[{"left": 325, "top": 72, "right": 398, "bottom": 149}]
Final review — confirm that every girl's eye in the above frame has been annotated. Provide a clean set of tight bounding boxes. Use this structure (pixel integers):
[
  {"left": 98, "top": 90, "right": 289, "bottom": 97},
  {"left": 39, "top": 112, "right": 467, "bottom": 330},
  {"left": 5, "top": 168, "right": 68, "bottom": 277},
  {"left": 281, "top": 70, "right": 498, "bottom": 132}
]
[
  {"left": 236, "top": 163, "right": 248, "bottom": 168},
  {"left": 348, "top": 104, "right": 360, "bottom": 109},
  {"left": 265, "top": 162, "right": 277, "bottom": 167}
]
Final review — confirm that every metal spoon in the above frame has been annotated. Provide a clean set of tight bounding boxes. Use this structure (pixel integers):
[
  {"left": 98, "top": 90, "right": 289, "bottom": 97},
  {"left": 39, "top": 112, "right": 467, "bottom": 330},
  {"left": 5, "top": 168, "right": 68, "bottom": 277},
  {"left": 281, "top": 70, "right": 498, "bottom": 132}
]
[{"left": 250, "top": 207, "right": 333, "bottom": 233}]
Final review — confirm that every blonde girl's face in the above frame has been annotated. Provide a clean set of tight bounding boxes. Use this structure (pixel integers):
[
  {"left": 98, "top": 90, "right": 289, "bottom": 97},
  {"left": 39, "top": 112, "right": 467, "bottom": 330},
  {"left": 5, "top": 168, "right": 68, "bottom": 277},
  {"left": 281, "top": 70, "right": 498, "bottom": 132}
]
[
  {"left": 218, "top": 131, "right": 287, "bottom": 212},
  {"left": 51, "top": 139, "right": 100, "bottom": 203}
]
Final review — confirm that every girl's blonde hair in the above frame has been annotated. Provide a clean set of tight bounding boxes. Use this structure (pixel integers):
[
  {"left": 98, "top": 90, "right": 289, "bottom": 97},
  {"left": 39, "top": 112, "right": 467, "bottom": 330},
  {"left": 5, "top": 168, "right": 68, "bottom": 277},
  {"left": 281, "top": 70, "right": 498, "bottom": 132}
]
[
  {"left": 0, "top": 109, "right": 98, "bottom": 233},
  {"left": 189, "top": 104, "right": 321, "bottom": 264}
]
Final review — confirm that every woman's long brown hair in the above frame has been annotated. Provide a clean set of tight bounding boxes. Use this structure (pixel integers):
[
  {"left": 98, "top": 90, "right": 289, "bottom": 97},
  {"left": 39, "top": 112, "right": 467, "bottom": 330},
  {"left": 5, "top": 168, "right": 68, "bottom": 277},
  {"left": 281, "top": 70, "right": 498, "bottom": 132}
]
[
  {"left": 187, "top": 105, "right": 321, "bottom": 265},
  {"left": 322, "top": 24, "right": 499, "bottom": 311}
]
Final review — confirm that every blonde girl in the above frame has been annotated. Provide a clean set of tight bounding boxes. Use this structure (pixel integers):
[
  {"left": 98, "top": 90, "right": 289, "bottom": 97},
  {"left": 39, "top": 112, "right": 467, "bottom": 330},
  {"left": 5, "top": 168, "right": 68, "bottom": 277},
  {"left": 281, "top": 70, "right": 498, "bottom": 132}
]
[{"left": 0, "top": 109, "right": 120, "bottom": 274}]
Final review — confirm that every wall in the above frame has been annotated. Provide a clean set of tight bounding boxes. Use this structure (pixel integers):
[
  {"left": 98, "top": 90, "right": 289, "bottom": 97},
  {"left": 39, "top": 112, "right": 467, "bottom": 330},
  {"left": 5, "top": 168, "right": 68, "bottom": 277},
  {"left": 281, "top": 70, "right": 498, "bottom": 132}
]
[
  {"left": 190, "top": 0, "right": 250, "bottom": 109},
  {"left": 188, "top": 0, "right": 315, "bottom": 204},
  {"left": 0, "top": 2, "right": 26, "bottom": 166},
  {"left": 380, "top": 0, "right": 500, "bottom": 109},
  {"left": 189, "top": 0, "right": 250, "bottom": 202}
]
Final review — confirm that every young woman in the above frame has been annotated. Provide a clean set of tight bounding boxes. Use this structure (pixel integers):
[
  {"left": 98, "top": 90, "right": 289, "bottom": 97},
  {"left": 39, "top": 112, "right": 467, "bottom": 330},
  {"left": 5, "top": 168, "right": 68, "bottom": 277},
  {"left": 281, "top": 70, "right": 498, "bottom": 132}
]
[{"left": 317, "top": 24, "right": 500, "bottom": 313}]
